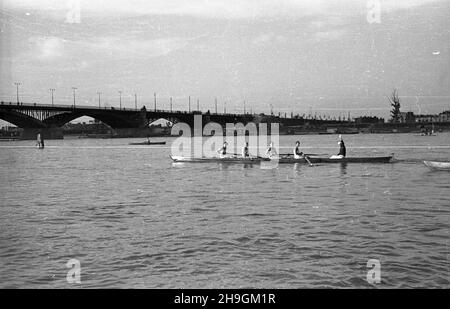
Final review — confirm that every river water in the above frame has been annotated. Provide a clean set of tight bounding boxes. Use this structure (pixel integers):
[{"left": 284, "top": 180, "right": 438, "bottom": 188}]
[{"left": 0, "top": 133, "right": 449, "bottom": 288}]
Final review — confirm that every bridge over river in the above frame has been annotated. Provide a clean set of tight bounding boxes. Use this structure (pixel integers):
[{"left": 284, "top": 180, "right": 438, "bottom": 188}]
[{"left": 1, "top": 101, "right": 298, "bottom": 139}]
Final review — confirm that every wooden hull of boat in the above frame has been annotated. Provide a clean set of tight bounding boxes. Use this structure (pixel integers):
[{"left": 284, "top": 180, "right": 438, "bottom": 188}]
[
  {"left": 423, "top": 161, "right": 450, "bottom": 171},
  {"left": 170, "top": 155, "right": 393, "bottom": 164},
  {"left": 170, "top": 155, "right": 268, "bottom": 164}
]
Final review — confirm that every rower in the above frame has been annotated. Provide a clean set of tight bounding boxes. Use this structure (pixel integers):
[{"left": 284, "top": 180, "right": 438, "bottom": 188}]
[
  {"left": 217, "top": 142, "right": 228, "bottom": 158},
  {"left": 242, "top": 142, "right": 250, "bottom": 158},
  {"left": 266, "top": 142, "right": 278, "bottom": 158},
  {"left": 331, "top": 135, "right": 346, "bottom": 159},
  {"left": 293, "top": 141, "right": 303, "bottom": 159}
]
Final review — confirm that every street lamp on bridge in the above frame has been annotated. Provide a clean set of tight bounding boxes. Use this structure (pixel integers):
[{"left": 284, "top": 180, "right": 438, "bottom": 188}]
[
  {"left": 118, "top": 91, "right": 122, "bottom": 109},
  {"left": 49, "top": 88, "right": 55, "bottom": 106},
  {"left": 97, "top": 92, "right": 102, "bottom": 108},
  {"left": 14, "top": 82, "right": 22, "bottom": 104},
  {"left": 72, "top": 87, "right": 77, "bottom": 107}
]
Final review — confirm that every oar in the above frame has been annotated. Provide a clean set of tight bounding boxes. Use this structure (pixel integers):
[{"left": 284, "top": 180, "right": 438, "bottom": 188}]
[
  {"left": 280, "top": 153, "right": 325, "bottom": 157},
  {"left": 233, "top": 153, "right": 268, "bottom": 160},
  {"left": 303, "top": 155, "right": 313, "bottom": 166}
]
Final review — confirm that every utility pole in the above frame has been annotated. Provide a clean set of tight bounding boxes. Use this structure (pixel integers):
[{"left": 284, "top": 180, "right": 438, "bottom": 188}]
[
  {"left": 154, "top": 92, "right": 157, "bottom": 111},
  {"left": 49, "top": 88, "right": 55, "bottom": 106},
  {"left": 97, "top": 92, "right": 101, "bottom": 108},
  {"left": 170, "top": 97, "right": 173, "bottom": 112},
  {"left": 72, "top": 87, "right": 77, "bottom": 107},
  {"left": 118, "top": 91, "right": 122, "bottom": 109},
  {"left": 14, "top": 82, "right": 22, "bottom": 103},
  {"left": 134, "top": 93, "right": 137, "bottom": 110}
]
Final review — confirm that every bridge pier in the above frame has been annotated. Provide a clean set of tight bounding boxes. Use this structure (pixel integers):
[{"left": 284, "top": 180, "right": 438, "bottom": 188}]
[{"left": 21, "top": 128, "right": 64, "bottom": 140}]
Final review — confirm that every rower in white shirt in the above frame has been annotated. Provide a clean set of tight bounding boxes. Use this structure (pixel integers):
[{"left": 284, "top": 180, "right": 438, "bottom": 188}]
[{"left": 265, "top": 142, "right": 278, "bottom": 158}]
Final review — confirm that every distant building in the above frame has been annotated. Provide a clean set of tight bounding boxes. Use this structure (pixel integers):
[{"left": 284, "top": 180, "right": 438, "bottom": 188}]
[
  {"left": 438, "top": 111, "right": 450, "bottom": 122},
  {"left": 354, "top": 116, "right": 385, "bottom": 124},
  {"left": 415, "top": 114, "right": 436, "bottom": 123},
  {"left": 1, "top": 126, "right": 21, "bottom": 132},
  {"left": 399, "top": 112, "right": 416, "bottom": 123},
  {"left": 414, "top": 113, "right": 447, "bottom": 123}
]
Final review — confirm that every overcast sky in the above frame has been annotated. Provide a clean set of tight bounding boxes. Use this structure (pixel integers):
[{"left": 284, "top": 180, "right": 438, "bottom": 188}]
[{"left": 0, "top": 0, "right": 449, "bottom": 122}]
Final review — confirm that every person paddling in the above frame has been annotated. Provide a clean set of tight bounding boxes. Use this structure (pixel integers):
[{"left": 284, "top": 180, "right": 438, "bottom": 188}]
[
  {"left": 266, "top": 142, "right": 278, "bottom": 158},
  {"left": 242, "top": 142, "right": 250, "bottom": 158},
  {"left": 217, "top": 142, "right": 228, "bottom": 158}
]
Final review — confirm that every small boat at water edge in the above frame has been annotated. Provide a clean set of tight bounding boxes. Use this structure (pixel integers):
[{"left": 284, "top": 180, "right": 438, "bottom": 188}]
[
  {"left": 129, "top": 141, "right": 166, "bottom": 145},
  {"left": 415, "top": 133, "right": 437, "bottom": 137},
  {"left": 170, "top": 155, "right": 268, "bottom": 164},
  {"left": 423, "top": 161, "right": 450, "bottom": 171}
]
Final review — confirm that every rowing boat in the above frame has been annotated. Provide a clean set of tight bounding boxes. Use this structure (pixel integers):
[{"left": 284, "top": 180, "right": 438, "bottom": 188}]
[
  {"left": 275, "top": 156, "right": 393, "bottom": 164},
  {"left": 423, "top": 161, "right": 450, "bottom": 171},
  {"left": 129, "top": 141, "right": 166, "bottom": 145},
  {"left": 170, "top": 155, "right": 268, "bottom": 164},
  {"left": 170, "top": 155, "right": 393, "bottom": 164}
]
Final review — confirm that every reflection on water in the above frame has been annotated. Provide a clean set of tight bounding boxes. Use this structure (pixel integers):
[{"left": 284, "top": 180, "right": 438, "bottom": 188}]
[
  {"left": 340, "top": 162, "right": 348, "bottom": 175},
  {"left": 0, "top": 133, "right": 449, "bottom": 288}
]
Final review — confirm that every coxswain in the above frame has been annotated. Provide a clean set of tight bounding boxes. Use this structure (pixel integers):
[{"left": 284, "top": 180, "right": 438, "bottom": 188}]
[
  {"left": 338, "top": 135, "right": 346, "bottom": 157},
  {"left": 331, "top": 135, "right": 346, "bottom": 159}
]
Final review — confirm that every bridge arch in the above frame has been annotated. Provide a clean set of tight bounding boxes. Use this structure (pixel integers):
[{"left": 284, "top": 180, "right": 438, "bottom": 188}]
[
  {"left": 43, "top": 110, "right": 141, "bottom": 128},
  {"left": 0, "top": 108, "right": 46, "bottom": 128}
]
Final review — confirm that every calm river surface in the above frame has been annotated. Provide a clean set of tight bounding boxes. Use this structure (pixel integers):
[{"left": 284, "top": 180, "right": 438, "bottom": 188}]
[{"left": 0, "top": 133, "right": 449, "bottom": 288}]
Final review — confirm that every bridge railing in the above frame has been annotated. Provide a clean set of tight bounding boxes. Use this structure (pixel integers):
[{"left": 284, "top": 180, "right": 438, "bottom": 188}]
[
  {"left": 0, "top": 101, "right": 257, "bottom": 118},
  {"left": 0, "top": 101, "right": 143, "bottom": 112}
]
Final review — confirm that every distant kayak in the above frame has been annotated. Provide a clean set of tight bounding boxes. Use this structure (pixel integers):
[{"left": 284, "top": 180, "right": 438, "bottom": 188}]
[
  {"left": 423, "top": 161, "right": 450, "bottom": 171},
  {"left": 129, "top": 141, "right": 166, "bottom": 145}
]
